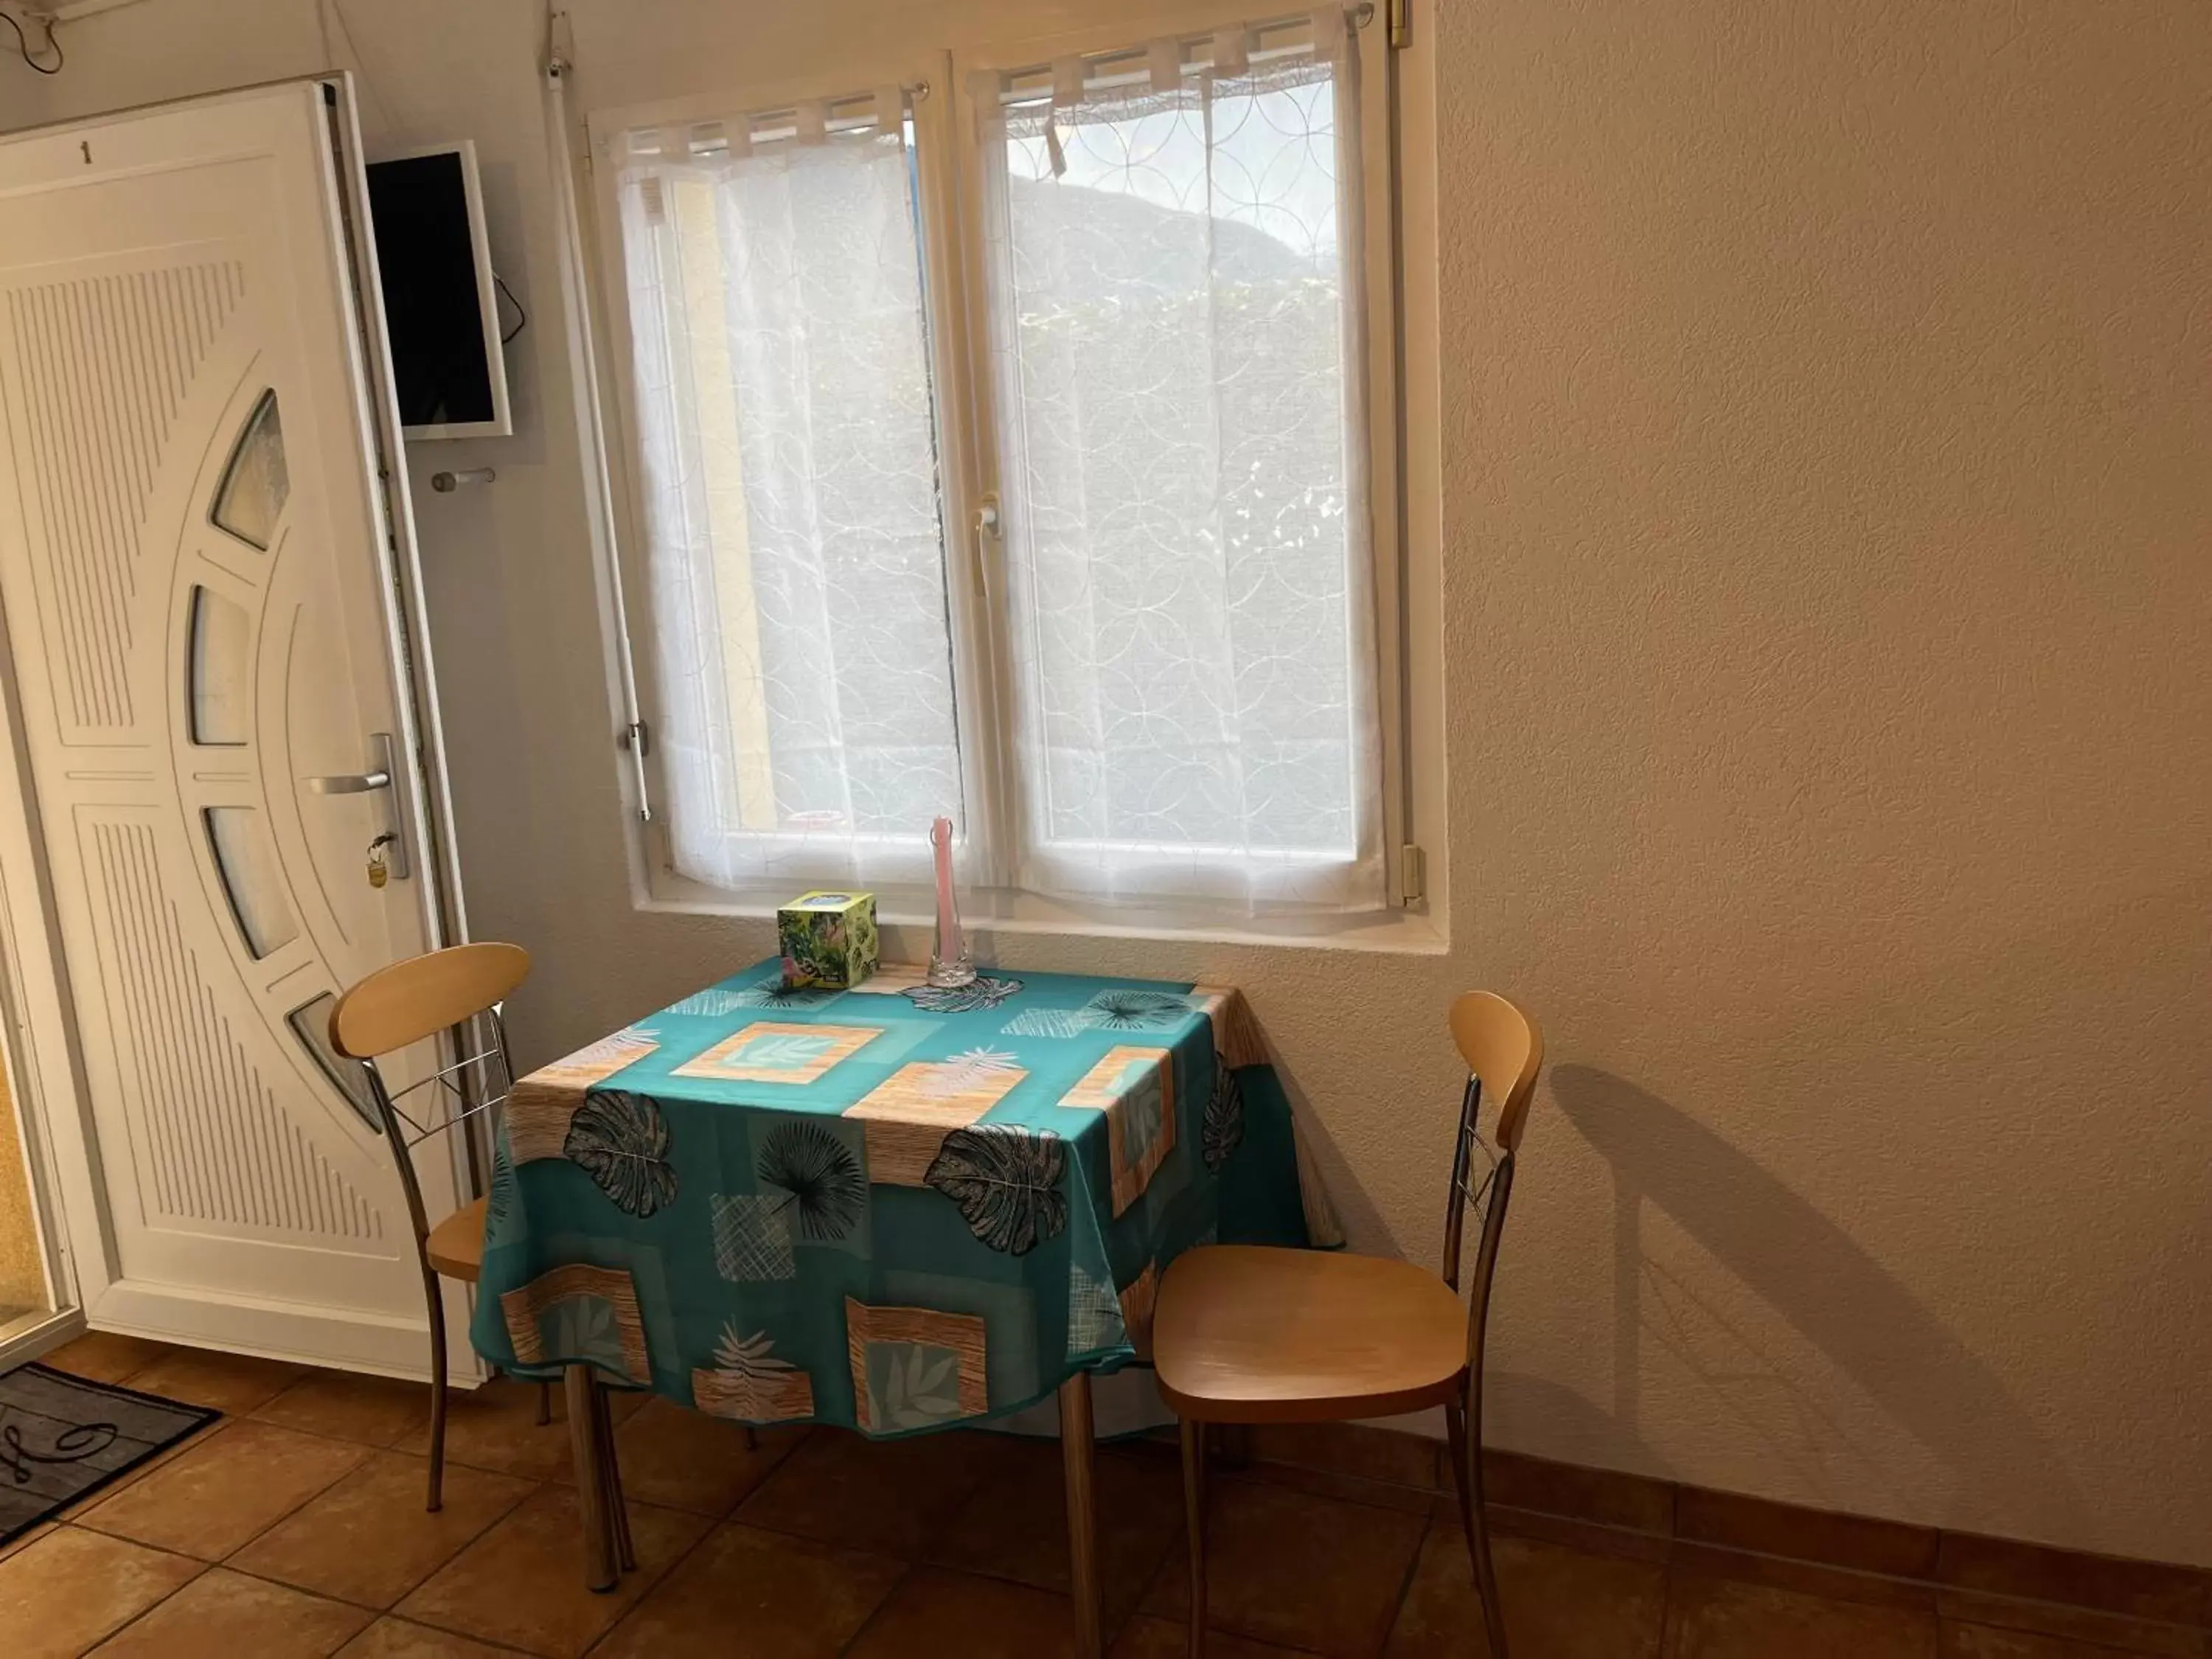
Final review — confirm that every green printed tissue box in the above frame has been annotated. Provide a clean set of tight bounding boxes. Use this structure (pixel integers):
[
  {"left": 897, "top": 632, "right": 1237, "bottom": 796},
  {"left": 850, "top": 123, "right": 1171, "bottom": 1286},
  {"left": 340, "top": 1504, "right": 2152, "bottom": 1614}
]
[{"left": 778, "top": 891, "right": 880, "bottom": 990}]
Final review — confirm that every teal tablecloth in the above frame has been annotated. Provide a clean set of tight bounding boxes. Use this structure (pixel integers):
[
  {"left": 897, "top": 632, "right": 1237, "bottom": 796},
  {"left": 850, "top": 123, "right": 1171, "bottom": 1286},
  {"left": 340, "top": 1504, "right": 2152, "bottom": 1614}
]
[{"left": 470, "top": 960, "right": 1335, "bottom": 1435}]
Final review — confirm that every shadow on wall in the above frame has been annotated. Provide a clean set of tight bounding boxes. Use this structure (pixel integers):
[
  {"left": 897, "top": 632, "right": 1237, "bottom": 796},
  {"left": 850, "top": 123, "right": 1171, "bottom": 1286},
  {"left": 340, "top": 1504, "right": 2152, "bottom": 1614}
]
[
  {"left": 1483, "top": 1371, "right": 1674, "bottom": 1480},
  {"left": 1549, "top": 1065, "right": 2083, "bottom": 1531}
]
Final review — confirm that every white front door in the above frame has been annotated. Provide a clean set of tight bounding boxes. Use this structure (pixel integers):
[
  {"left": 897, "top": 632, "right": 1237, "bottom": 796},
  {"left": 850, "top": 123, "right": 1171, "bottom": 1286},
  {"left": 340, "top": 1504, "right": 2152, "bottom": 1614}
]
[{"left": 0, "top": 83, "right": 467, "bottom": 1379}]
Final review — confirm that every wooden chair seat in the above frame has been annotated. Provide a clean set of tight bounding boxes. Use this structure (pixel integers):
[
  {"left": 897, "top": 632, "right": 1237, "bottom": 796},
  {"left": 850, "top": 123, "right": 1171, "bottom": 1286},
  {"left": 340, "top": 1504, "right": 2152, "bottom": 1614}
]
[
  {"left": 1154, "top": 1244, "right": 1469, "bottom": 1423},
  {"left": 424, "top": 1196, "right": 488, "bottom": 1283}
]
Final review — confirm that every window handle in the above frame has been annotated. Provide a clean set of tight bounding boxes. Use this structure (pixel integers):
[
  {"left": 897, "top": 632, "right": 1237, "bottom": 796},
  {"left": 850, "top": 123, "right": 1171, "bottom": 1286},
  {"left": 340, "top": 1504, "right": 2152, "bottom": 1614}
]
[{"left": 973, "top": 494, "right": 1003, "bottom": 605}]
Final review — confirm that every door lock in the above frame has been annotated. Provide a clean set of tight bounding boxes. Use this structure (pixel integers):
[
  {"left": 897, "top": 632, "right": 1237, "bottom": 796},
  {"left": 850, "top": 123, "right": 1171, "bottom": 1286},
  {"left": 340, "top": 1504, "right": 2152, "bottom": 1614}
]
[
  {"left": 308, "top": 733, "right": 409, "bottom": 883},
  {"left": 366, "top": 832, "right": 397, "bottom": 890}
]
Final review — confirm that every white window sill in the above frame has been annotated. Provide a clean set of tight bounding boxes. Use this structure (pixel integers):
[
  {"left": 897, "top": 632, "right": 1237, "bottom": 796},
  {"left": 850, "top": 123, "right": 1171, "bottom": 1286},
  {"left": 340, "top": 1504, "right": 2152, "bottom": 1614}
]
[{"left": 633, "top": 872, "right": 1449, "bottom": 957}]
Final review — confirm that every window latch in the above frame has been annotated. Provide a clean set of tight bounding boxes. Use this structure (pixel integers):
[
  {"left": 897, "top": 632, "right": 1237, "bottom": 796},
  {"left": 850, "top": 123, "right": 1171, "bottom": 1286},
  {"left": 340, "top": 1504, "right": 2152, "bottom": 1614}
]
[
  {"left": 618, "top": 720, "right": 652, "bottom": 759},
  {"left": 973, "top": 496, "right": 1004, "bottom": 604}
]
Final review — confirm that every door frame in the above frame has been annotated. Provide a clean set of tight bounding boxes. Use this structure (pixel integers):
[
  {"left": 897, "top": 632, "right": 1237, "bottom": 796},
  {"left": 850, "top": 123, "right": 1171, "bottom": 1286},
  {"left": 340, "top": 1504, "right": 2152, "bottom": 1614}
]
[
  {"left": 0, "top": 926, "right": 80, "bottom": 1370},
  {"left": 0, "top": 74, "right": 477, "bottom": 1380}
]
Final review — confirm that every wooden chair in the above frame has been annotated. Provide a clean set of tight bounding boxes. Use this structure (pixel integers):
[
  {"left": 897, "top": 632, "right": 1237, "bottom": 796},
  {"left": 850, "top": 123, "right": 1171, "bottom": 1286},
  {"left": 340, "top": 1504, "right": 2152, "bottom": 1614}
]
[
  {"left": 328, "top": 943, "right": 565, "bottom": 1516},
  {"left": 1153, "top": 991, "right": 1545, "bottom": 1659}
]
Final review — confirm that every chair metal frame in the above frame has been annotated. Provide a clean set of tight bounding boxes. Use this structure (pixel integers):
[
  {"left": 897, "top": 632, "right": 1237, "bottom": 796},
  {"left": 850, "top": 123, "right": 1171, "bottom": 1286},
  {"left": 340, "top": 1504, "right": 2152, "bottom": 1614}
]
[
  {"left": 352, "top": 998, "right": 518, "bottom": 1512},
  {"left": 1165, "top": 990, "right": 1542, "bottom": 1659},
  {"left": 1440, "top": 1069, "right": 1518, "bottom": 1659},
  {"left": 331, "top": 943, "right": 636, "bottom": 1574}
]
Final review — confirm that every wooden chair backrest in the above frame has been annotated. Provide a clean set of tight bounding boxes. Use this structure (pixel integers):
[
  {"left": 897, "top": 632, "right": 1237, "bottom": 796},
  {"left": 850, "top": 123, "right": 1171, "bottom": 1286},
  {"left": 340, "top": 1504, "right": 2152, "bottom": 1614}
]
[
  {"left": 1448, "top": 990, "right": 1544, "bottom": 1152},
  {"left": 329, "top": 942, "right": 531, "bottom": 1060}
]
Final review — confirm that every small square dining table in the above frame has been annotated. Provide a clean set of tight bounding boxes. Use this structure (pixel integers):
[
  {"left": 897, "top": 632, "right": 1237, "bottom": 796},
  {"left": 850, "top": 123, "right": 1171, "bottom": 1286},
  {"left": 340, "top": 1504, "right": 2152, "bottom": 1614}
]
[{"left": 471, "top": 958, "right": 1335, "bottom": 1655}]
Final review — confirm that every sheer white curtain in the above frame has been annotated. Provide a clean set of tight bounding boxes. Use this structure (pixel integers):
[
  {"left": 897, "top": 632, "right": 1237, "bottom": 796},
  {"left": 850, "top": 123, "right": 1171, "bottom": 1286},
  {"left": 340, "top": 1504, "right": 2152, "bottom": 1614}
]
[
  {"left": 975, "top": 13, "right": 1385, "bottom": 911},
  {"left": 616, "top": 98, "right": 963, "bottom": 889}
]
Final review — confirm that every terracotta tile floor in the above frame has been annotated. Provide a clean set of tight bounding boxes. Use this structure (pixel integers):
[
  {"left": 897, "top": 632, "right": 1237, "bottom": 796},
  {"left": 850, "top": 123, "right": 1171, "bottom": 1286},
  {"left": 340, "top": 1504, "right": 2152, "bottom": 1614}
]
[{"left": 4, "top": 1334, "right": 2192, "bottom": 1659}]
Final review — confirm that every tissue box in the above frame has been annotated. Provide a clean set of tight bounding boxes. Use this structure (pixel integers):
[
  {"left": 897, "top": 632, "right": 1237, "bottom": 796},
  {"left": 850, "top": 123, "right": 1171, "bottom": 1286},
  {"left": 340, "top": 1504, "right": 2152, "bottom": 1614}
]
[{"left": 779, "top": 891, "right": 880, "bottom": 990}]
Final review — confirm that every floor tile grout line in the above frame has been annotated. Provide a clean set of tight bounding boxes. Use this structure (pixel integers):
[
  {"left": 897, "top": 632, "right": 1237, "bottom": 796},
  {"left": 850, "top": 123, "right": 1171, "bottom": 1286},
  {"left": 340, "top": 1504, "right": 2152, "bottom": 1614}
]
[
  {"left": 364, "top": 1618, "right": 540, "bottom": 1659},
  {"left": 1655, "top": 1562, "right": 1682, "bottom": 1659},
  {"left": 180, "top": 1430, "right": 378, "bottom": 1569},
  {"left": 1216, "top": 1461, "right": 1445, "bottom": 1522},
  {"left": 1664, "top": 1540, "right": 2212, "bottom": 1643},
  {"left": 417, "top": 1484, "right": 720, "bottom": 1659},
  {"left": 1102, "top": 1503, "right": 1186, "bottom": 1652},
  {"left": 831, "top": 1557, "right": 917, "bottom": 1658},
  {"left": 568, "top": 1450, "right": 834, "bottom": 1659},
  {"left": 55, "top": 1523, "right": 214, "bottom": 1659},
  {"left": 1377, "top": 1506, "right": 1439, "bottom": 1659},
  {"left": 71, "top": 1420, "right": 448, "bottom": 1589},
  {"left": 216, "top": 1470, "right": 546, "bottom": 1616}
]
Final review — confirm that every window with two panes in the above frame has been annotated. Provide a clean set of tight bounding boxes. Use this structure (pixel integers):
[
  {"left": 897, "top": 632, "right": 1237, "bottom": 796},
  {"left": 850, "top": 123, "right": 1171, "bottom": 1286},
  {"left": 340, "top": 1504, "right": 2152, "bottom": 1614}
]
[{"left": 599, "top": 7, "right": 1390, "bottom": 917}]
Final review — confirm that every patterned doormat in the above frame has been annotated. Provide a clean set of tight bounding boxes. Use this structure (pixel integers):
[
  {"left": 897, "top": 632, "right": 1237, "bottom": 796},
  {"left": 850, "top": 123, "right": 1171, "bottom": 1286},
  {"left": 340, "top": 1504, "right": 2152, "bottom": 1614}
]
[{"left": 0, "top": 1362, "right": 218, "bottom": 1542}]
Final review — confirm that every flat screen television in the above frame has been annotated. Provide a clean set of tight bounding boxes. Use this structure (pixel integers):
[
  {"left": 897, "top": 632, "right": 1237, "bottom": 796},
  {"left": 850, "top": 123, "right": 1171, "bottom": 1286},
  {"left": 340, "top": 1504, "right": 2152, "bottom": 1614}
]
[{"left": 364, "top": 141, "right": 514, "bottom": 439}]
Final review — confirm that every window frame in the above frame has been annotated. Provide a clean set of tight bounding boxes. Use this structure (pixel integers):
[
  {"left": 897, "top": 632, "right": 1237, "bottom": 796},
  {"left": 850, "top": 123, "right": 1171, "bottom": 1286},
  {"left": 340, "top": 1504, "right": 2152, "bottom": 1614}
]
[
  {"left": 582, "top": 5, "right": 1438, "bottom": 949},
  {"left": 949, "top": 6, "right": 1405, "bottom": 911},
  {"left": 585, "top": 58, "right": 997, "bottom": 891}
]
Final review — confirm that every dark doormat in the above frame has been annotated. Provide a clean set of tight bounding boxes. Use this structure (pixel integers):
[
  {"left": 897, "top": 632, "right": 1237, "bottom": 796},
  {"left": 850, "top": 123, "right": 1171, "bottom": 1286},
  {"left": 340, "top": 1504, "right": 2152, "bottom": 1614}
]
[{"left": 0, "top": 1362, "right": 219, "bottom": 1542}]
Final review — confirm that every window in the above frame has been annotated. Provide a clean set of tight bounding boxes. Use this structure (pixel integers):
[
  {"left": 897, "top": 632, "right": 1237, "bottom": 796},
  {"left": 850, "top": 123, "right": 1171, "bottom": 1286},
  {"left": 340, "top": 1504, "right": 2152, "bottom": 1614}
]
[
  {"left": 612, "top": 90, "right": 964, "bottom": 892},
  {"left": 595, "top": 5, "right": 1398, "bottom": 919}
]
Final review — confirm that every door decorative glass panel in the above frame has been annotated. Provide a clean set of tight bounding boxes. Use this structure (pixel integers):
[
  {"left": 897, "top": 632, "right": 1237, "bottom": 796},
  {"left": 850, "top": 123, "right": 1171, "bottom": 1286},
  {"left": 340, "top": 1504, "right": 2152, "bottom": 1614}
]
[
  {"left": 288, "top": 993, "right": 377, "bottom": 1130},
  {"left": 204, "top": 805, "right": 299, "bottom": 958},
  {"left": 210, "top": 388, "right": 290, "bottom": 550},
  {"left": 187, "top": 585, "right": 252, "bottom": 745}
]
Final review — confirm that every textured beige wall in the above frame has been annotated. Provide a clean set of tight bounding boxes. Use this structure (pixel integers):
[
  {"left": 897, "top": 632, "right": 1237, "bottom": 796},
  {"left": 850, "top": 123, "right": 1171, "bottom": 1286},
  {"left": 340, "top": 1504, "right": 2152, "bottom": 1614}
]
[{"left": 5, "top": 0, "right": 2207, "bottom": 1566}]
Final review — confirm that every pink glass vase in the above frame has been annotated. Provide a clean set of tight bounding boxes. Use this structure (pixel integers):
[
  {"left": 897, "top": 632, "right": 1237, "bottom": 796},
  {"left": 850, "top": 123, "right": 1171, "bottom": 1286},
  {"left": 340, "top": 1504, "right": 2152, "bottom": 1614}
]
[{"left": 925, "top": 816, "right": 975, "bottom": 988}]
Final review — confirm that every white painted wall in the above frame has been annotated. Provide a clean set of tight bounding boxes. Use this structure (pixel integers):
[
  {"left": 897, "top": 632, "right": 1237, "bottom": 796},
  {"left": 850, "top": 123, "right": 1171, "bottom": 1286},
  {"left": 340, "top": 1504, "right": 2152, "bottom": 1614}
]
[{"left": 5, "top": 0, "right": 2208, "bottom": 1568}]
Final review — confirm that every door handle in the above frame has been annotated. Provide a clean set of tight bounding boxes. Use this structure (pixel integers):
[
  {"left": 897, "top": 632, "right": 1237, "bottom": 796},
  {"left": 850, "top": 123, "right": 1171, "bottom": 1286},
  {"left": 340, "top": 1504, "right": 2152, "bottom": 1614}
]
[
  {"left": 305, "top": 769, "right": 392, "bottom": 795},
  {"left": 304, "top": 733, "right": 410, "bottom": 881}
]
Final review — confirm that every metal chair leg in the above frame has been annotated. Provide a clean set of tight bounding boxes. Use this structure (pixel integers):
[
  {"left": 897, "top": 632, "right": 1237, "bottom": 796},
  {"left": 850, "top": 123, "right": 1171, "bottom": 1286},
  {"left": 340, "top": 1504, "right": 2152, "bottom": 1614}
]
[
  {"left": 538, "top": 1380, "right": 553, "bottom": 1426},
  {"left": 1452, "top": 1382, "right": 1509, "bottom": 1659},
  {"left": 1444, "top": 1394, "right": 1478, "bottom": 1544},
  {"left": 422, "top": 1268, "right": 448, "bottom": 1514},
  {"left": 1180, "top": 1416, "right": 1207, "bottom": 1659},
  {"left": 743, "top": 1424, "right": 759, "bottom": 1452}
]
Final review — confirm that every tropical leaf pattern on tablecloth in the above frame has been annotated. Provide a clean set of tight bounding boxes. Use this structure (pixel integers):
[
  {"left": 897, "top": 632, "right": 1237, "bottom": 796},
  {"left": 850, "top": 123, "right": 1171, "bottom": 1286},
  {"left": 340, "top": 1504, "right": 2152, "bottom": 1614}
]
[
  {"left": 924, "top": 1125, "right": 1067, "bottom": 1255},
  {"left": 734, "top": 1033, "right": 841, "bottom": 1072},
  {"left": 1001, "top": 1007, "right": 1099, "bottom": 1039},
  {"left": 874, "top": 1342, "right": 966, "bottom": 1430},
  {"left": 548, "top": 1296, "right": 630, "bottom": 1375},
  {"left": 919, "top": 1047, "right": 1022, "bottom": 1099},
  {"left": 756, "top": 1121, "right": 866, "bottom": 1242},
  {"left": 702, "top": 976, "right": 840, "bottom": 1013},
  {"left": 1203, "top": 1054, "right": 1245, "bottom": 1172},
  {"left": 563, "top": 1091, "right": 678, "bottom": 1217},
  {"left": 693, "top": 1324, "right": 815, "bottom": 1422},
  {"left": 484, "top": 1132, "right": 518, "bottom": 1236},
  {"left": 712, "top": 1192, "right": 795, "bottom": 1281},
  {"left": 1117, "top": 1058, "right": 1165, "bottom": 1159},
  {"left": 902, "top": 975, "right": 1022, "bottom": 1014},
  {"left": 565, "top": 1026, "right": 661, "bottom": 1070},
  {"left": 1083, "top": 987, "right": 1192, "bottom": 1030},
  {"left": 667, "top": 987, "right": 749, "bottom": 1018},
  {"left": 717, "top": 1324, "right": 796, "bottom": 1378},
  {"left": 1066, "top": 1264, "right": 1127, "bottom": 1356}
]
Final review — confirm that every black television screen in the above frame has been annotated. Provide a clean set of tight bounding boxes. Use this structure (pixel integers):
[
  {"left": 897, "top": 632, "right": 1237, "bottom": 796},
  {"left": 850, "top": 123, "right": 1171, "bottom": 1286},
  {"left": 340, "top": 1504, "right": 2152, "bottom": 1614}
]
[{"left": 364, "top": 145, "right": 511, "bottom": 437}]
